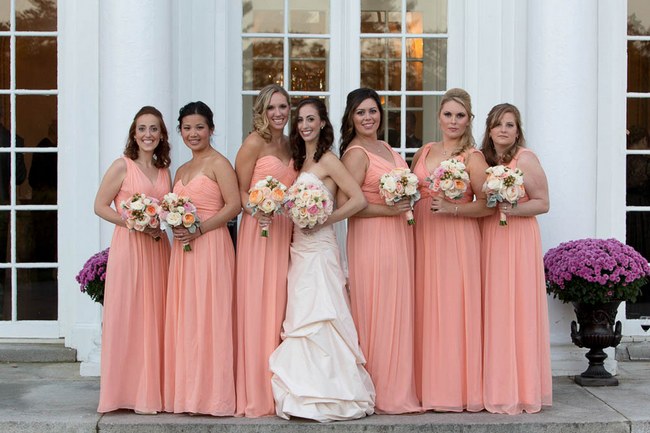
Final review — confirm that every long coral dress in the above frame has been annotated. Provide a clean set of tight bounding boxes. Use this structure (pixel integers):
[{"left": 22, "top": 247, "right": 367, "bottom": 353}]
[
  {"left": 98, "top": 157, "right": 171, "bottom": 413},
  {"left": 163, "top": 175, "right": 236, "bottom": 415},
  {"left": 269, "top": 172, "right": 375, "bottom": 422},
  {"left": 482, "top": 148, "right": 552, "bottom": 414},
  {"left": 345, "top": 143, "right": 420, "bottom": 414},
  {"left": 235, "top": 155, "right": 297, "bottom": 417},
  {"left": 412, "top": 145, "right": 484, "bottom": 412}
]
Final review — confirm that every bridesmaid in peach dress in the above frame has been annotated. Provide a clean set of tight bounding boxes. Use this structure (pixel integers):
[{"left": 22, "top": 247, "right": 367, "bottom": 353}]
[
  {"left": 339, "top": 88, "right": 420, "bottom": 414},
  {"left": 235, "top": 84, "right": 297, "bottom": 417},
  {"left": 163, "top": 101, "right": 241, "bottom": 415},
  {"left": 480, "top": 103, "right": 552, "bottom": 414},
  {"left": 94, "top": 106, "right": 172, "bottom": 414},
  {"left": 411, "top": 89, "right": 490, "bottom": 412}
]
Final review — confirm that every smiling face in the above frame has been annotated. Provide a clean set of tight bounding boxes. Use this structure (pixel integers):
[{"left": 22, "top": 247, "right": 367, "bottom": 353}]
[
  {"left": 180, "top": 114, "right": 213, "bottom": 151},
  {"left": 134, "top": 114, "right": 162, "bottom": 153},
  {"left": 266, "top": 91, "right": 290, "bottom": 132},
  {"left": 352, "top": 98, "right": 381, "bottom": 138},
  {"left": 438, "top": 100, "right": 470, "bottom": 141},
  {"left": 489, "top": 111, "right": 519, "bottom": 149},
  {"left": 296, "top": 103, "right": 324, "bottom": 145}
]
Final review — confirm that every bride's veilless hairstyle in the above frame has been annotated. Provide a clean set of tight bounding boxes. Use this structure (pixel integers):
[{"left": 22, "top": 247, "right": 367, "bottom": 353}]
[
  {"left": 339, "top": 88, "right": 384, "bottom": 157},
  {"left": 290, "top": 98, "right": 335, "bottom": 171},
  {"left": 123, "top": 106, "right": 171, "bottom": 168},
  {"left": 177, "top": 101, "right": 215, "bottom": 131},
  {"left": 252, "top": 84, "right": 291, "bottom": 142},
  {"left": 438, "top": 87, "right": 476, "bottom": 158},
  {"left": 480, "top": 103, "right": 526, "bottom": 167}
]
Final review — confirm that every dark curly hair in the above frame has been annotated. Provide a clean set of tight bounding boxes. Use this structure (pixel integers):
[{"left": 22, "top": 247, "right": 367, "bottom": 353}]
[
  {"left": 290, "top": 98, "right": 334, "bottom": 171},
  {"left": 339, "top": 88, "right": 384, "bottom": 157},
  {"left": 480, "top": 103, "right": 526, "bottom": 166},
  {"left": 123, "top": 106, "right": 171, "bottom": 168}
]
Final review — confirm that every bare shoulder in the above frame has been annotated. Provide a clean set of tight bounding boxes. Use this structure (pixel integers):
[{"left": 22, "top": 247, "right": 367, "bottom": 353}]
[
  {"left": 517, "top": 148, "right": 541, "bottom": 165},
  {"left": 211, "top": 151, "right": 235, "bottom": 170}
]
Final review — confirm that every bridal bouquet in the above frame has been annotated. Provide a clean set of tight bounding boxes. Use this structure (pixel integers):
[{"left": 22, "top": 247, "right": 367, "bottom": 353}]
[
  {"left": 379, "top": 167, "right": 420, "bottom": 225},
  {"left": 120, "top": 193, "right": 161, "bottom": 239},
  {"left": 159, "top": 192, "right": 201, "bottom": 251},
  {"left": 247, "top": 176, "right": 287, "bottom": 237},
  {"left": 425, "top": 158, "right": 470, "bottom": 200},
  {"left": 284, "top": 181, "right": 334, "bottom": 229},
  {"left": 482, "top": 165, "right": 525, "bottom": 226}
]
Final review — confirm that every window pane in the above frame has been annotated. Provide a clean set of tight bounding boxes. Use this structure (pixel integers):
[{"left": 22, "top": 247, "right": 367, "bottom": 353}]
[
  {"left": 290, "top": 38, "right": 328, "bottom": 91},
  {"left": 16, "top": 36, "right": 57, "bottom": 89},
  {"left": 407, "top": 0, "right": 447, "bottom": 33},
  {"left": 16, "top": 0, "right": 56, "bottom": 31},
  {"left": 0, "top": 268, "right": 9, "bottom": 320},
  {"left": 628, "top": 41, "right": 650, "bottom": 93},
  {"left": 628, "top": 125, "right": 650, "bottom": 150},
  {"left": 629, "top": 0, "right": 650, "bottom": 36},
  {"left": 16, "top": 94, "right": 56, "bottom": 150},
  {"left": 411, "top": 94, "right": 442, "bottom": 144},
  {"left": 407, "top": 38, "right": 446, "bottom": 91},
  {"left": 627, "top": 155, "right": 650, "bottom": 206},
  {"left": 360, "top": 38, "right": 401, "bottom": 90},
  {"left": 0, "top": 210, "right": 8, "bottom": 263},
  {"left": 242, "top": 95, "right": 256, "bottom": 142},
  {"left": 627, "top": 98, "right": 650, "bottom": 141},
  {"left": 0, "top": 36, "right": 9, "bottom": 89},
  {"left": 243, "top": 38, "right": 284, "bottom": 90},
  {"left": 361, "top": 0, "right": 401, "bottom": 33},
  {"left": 16, "top": 210, "right": 57, "bottom": 263},
  {"left": 243, "top": 0, "right": 284, "bottom": 33},
  {"left": 626, "top": 211, "right": 650, "bottom": 318},
  {"left": 17, "top": 268, "right": 57, "bottom": 320},
  {"left": 0, "top": 1, "right": 8, "bottom": 31},
  {"left": 28, "top": 151, "right": 56, "bottom": 205},
  {"left": 289, "top": 0, "right": 329, "bottom": 34}
]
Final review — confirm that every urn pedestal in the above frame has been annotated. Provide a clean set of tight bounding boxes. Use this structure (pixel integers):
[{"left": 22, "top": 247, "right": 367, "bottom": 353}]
[{"left": 570, "top": 301, "right": 622, "bottom": 386}]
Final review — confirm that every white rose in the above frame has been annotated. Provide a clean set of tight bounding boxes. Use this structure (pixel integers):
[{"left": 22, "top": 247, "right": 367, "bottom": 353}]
[
  {"left": 130, "top": 199, "right": 145, "bottom": 211},
  {"left": 405, "top": 184, "right": 417, "bottom": 196},
  {"left": 381, "top": 176, "right": 397, "bottom": 192},
  {"left": 166, "top": 211, "right": 182, "bottom": 227},
  {"left": 490, "top": 165, "right": 506, "bottom": 177},
  {"left": 259, "top": 198, "right": 276, "bottom": 214},
  {"left": 503, "top": 185, "right": 521, "bottom": 203},
  {"left": 486, "top": 178, "right": 502, "bottom": 191},
  {"left": 440, "top": 179, "right": 454, "bottom": 191}
]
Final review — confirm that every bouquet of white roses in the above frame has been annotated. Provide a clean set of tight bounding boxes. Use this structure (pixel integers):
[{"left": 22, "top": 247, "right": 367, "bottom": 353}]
[
  {"left": 379, "top": 167, "right": 420, "bottom": 225},
  {"left": 284, "top": 181, "right": 333, "bottom": 229},
  {"left": 482, "top": 165, "right": 525, "bottom": 226},
  {"left": 158, "top": 192, "right": 201, "bottom": 251}
]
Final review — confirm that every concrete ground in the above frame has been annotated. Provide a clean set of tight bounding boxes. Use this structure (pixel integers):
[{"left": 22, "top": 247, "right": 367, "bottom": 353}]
[{"left": 1, "top": 360, "right": 649, "bottom": 433}]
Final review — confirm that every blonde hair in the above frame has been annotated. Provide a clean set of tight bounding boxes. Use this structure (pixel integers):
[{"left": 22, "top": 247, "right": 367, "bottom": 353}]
[
  {"left": 438, "top": 88, "right": 475, "bottom": 157},
  {"left": 252, "top": 84, "right": 290, "bottom": 142}
]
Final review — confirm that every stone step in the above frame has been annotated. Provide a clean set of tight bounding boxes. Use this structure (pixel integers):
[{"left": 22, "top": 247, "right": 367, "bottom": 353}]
[{"left": 0, "top": 339, "right": 77, "bottom": 363}]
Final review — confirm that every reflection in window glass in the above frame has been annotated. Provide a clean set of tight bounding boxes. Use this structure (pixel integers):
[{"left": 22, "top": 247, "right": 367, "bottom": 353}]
[
  {"left": 0, "top": 210, "right": 8, "bottom": 262},
  {"left": 243, "top": 0, "right": 284, "bottom": 33},
  {"left": 626, "top": 212, "right": 650, "bottom": 317},
  {"left": 0, "top": 268, "right": 9, "bottom": 320},
  {"left": 17, "top": 268, "right": 57, "bottom": 320},
  {"left": 242, "top": 38, "right": 284, "bottom": 90},
  {"left": 627, "top": 155, "right": 650, "bottom": 206},
  {"left": 0, "top": 37, "right": 9, "bottom": 90},
  {"left": 629, "top": 0, "right": 650, "bottom": 36},
  {"left": 16, "top": 0, "right": 56, "bottom": 31},
  {"left": 16, "top": 37, "right": 57, "bottom": 90},
  {"left": 289, "top": 0, "right": 329, "bottom": 34},
  {"left": 290, "top": 39, "right": 328, "bottom": 92},
  {"left": 627, "top": 98, "right": 650, "bottom": 149},
  {"left": 360, "top": 0, "right": 401, "bottom": 33},
  {"left": 409, "top": 38, "right": 446, "bottom": 91},
  {"left": 407, "top": 0, "right": 447, "bottom": 33},
  {"left": 0, "top": 1, "right": 8, "bottom": 31},
  {"left": 628, "top": 41, "right": 650, "bottom": 93},
  {"left": 16, "top": 210, "right": 57, "bottom": 263}
]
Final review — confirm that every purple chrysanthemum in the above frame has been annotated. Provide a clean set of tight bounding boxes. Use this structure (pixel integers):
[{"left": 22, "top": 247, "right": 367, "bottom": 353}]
[{"left": 75, "top": 248, "right": 109, "bottom": 305}]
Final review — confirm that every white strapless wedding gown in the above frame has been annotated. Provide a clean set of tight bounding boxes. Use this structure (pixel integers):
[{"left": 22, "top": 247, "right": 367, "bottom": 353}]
[{"left": 269, "top": 173, "right": 375, "bottom": 422}]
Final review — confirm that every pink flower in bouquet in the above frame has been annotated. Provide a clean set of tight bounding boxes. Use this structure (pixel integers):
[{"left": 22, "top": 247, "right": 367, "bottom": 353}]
[
  {"left": 379, "top": 167, "right": 420, "bottom": 225},
  {"left": 247, "top": 176, "right": 288, "bottom": 237},
  {"left": 120, "top": 193, "right": 162, "bottom": 240},
  {"left": 159, "top": 192, "right": 201, "bottom": 251},
  {"left": 482, "top": 165, "right": 525, "bottom": 226},
  {"left": 284, "top": 181, "right": 333, "bottom": 229},
  {"left": 425, "top": 158, "right": 469, "bottom": 200}
]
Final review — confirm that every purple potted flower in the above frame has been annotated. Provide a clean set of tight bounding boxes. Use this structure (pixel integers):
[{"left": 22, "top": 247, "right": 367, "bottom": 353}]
[
  {"left": 75, "top": 248, "right": 109, "bottom": 305},
  {"left": 544, "top": 238, "right": 650, "bottom": 386}
]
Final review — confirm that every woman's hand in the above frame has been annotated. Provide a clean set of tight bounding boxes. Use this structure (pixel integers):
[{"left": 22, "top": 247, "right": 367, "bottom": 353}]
[
  {"left": 172, "top": 226, "right": 201, "bottom": 244},
  {"left": 391, "top": 199, "right": 413, "bottom": 215},
  {"left": 430, "top": 194, "right": 453, "bottom": 215},
  {"left": 254, "top": 211, "right": 273, "bottom": 230},
  {"left": 142, "top": 226, "right": 164, "bottom": 240}
]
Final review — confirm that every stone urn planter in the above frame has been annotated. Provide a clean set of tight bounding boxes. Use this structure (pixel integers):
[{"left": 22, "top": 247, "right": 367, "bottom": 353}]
[{"left": 570, "top": 301, "right": 622, "bottom": 386}]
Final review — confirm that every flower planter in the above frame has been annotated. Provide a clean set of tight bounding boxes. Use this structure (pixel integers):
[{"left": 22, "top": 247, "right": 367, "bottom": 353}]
[{"left": 570, "top": 301, "right": 622, "bottom": 386}]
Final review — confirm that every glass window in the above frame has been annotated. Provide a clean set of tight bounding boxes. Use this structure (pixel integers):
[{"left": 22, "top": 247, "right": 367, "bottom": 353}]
[
  {"left": 626, "top": 0, "right": 650, "bottom": 318},
  {"left": 0, "top": 0, "right": 58, "bottom": 323}
]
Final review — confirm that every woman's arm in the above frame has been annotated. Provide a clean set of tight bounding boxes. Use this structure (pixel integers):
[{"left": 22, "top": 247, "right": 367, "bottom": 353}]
[
  {"left": 319, "top": 153, "right": 367, "bottom": 226},
  {"left": 93, "top": 158, "right": 127, "bottom": 227},
  {"left": 234, "top": 133, "right": 262, "bottom": 215},
  {"left": 501, "top": 150, "right": 549, "bottom": 218}
]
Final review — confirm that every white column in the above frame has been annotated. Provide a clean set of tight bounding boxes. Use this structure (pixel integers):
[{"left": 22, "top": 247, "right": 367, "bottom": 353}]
[
  {"left": 80, "top": 0, "right": 173, "bottom": 377},
  {"left": 526, "top": 0, "right": 617, "bottom": 375}
]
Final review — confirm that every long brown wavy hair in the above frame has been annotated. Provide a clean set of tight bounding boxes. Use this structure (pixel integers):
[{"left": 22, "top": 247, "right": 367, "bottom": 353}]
[
  {"left": 438, "top": 88, "right": 475, "bottom": 157},
  {"left": 480, "top": 103, "right": 526, "bottom": 167},
  {"left": 290, "top": 98, "right": 334, "bottom": 171},
  {"left": 339, "top": 88, "right": 384, "bottom": 156},
  {"left": 252, "top": 84, "right": 290, "bottom": 142},
  {"left": 123, "top": 106, "right": 171, "bottom": 168}
]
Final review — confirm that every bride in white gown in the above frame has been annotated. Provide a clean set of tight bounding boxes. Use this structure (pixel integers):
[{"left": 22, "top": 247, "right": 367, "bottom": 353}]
[{"left": 269, "top": 98, "right": 376, "bottom": 422}]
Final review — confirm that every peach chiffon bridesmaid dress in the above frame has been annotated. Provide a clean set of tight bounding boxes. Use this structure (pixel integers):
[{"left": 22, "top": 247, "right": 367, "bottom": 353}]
[
  {"left": 412, "top": 144, "right": 483, "bottom": 412},
  {"left": 482, "top": 148, "right": 552, "bottom": 414},
  {"left": 163, "top": 175, "right": 236, "bottom": 415},
  {"left": 98, "top": 157, "right": 171, "bottom": 413},
  {"left": 235, "top": 155, "right": 297, "bottom": 417},
  {"left": 344, "top": 143, "right": 420, "bottom": 414}
]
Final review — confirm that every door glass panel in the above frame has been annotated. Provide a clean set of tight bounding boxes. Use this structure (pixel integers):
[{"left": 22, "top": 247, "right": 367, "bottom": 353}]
[
  {"left": 360, "top": 0, "right": 401, "bottom": 33},
  {"left": 0, "top": 2, "right": 8, "bottom": 31},
  {"left": 0, "top": 210, "right": 8, "bottom": 263},
  {"left": 290, "top": 38, "right": 328, "bottom": 92},
  {"left": 0, "top": 37, "right": 8, "bottom": 89},
  {"left": 243, "top": 0, "right": 284, "bottom": 33},
  {"left": 407, "top": 0, "right": 447, "bottom": 33},
  {"left": 16, "top": 0, "right": 56, "bottom": 31},
  {"left": 16, "top": 210, "right": 57, "bottom": 263},
  {"left": 627, "top": 155, "right": 650, "bottom": 206},
  {"left": 17, "top": 268, "right": 56, "bottom": 320},
  {"left": 242, "top": 38, "right": 284, "bottom": 90},
  {"left": 289, "top": 0, "right": 329, "bottom": 34},
  {"left": 628, "top": 41, "right": 650, "bottom": 93},
  {"left": 409, "top": 38, "right": 446, "bottom": 91},
  {"left": 628, "top": 0, "right": 650, "bottom": 36},
  {"left": 0, "top": 268, "right": 9, "bottom": 320},
  {"left": 16, "top": 37, "right": 57, "bottom": 89}
]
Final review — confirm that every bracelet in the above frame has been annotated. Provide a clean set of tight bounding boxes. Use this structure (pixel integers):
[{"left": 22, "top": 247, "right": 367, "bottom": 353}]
[
  {"left": 198, "top": 226, "right": 203, "bottom": 235},
  {"left": 454, "top": 206, "right": 458, "bottom": 217}
]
